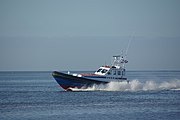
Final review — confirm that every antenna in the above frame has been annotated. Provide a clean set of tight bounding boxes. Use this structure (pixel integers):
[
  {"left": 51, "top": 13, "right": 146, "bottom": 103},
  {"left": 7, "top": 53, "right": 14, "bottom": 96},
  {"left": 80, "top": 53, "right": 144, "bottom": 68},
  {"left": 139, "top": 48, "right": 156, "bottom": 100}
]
[{"left": 125, "top": 32, "right": 134, "bottom": 57}]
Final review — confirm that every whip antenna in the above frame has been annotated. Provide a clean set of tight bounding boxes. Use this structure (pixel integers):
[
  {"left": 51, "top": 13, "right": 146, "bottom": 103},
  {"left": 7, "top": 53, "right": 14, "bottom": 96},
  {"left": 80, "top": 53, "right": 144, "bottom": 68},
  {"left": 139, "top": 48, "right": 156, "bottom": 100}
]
[{"left": 125, "top": 32, "right": 134, "bottom": 57}]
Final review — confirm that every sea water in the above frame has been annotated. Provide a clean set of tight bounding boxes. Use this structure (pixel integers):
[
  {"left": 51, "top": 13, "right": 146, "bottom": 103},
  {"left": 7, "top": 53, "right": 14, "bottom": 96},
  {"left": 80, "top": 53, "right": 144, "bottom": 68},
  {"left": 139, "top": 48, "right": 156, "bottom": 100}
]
[{"left": 0, "top": 71, "right": 180, "bottom": 120}]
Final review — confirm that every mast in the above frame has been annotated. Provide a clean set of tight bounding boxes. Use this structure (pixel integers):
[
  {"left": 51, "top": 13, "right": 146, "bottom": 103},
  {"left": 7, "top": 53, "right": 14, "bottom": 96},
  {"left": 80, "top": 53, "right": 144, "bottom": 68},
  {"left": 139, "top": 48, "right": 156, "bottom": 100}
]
[{"left": 112, "top": 55, "right": 128, "bottom": 69}]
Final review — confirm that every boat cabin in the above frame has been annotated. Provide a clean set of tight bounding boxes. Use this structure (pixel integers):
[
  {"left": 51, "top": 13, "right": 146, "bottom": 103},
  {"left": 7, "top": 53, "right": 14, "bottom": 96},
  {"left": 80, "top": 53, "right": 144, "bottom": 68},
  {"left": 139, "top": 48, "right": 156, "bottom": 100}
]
[{"left": 94, "top": 55, "right": 128, "bottom": 79}]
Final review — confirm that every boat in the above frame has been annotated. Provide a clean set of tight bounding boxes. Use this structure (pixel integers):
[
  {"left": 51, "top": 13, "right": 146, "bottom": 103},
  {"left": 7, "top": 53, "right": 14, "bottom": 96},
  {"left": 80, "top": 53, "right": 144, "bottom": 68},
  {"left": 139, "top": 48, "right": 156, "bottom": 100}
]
[{"left": 52, "top": 55, "right": 129, "bottom": 91}]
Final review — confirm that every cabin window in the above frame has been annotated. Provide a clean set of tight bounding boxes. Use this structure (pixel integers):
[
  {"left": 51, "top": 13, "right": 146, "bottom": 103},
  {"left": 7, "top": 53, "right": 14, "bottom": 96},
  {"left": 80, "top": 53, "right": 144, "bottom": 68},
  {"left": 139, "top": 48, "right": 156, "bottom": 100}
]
[
  {"left": 118, "top": 71, "right": 121, "bottom": 75},
  {"left": 96, "top": 69, "right": 102, "bottom": 72},
  {"left": 101, "top": 69, "right": 107, "bottom": 73},
  {"left": 113, "top": 71, "right": 116, "bottom": 75},
  {"left": 107, "top": 71, "right": 111, "bottom": 75},
  {"left": 122, "top": 69, "right": 125, "bottom": 75}
]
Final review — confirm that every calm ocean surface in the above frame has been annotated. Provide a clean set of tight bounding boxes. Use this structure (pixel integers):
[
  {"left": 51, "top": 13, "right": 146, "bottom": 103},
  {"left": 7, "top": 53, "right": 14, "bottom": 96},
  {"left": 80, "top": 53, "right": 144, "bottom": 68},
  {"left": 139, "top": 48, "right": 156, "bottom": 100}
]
[{"left": 0, "top": 71, "right": 180, "bottom": 120}]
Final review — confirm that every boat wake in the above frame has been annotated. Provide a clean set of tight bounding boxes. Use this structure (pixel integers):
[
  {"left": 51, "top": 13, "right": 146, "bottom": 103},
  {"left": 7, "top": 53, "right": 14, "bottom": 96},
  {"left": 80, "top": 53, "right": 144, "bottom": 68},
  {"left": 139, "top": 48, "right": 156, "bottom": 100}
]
[{"left": 70, "top": 79, "right": 180, "bottom": 92}]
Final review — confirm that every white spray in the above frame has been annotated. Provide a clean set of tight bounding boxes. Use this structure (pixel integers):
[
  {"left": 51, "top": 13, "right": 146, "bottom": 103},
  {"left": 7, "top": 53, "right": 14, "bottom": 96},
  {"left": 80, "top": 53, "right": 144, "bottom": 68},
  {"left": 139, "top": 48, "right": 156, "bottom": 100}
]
[{"left": 71, "top": 79, "right": 180, "bottom": 92}]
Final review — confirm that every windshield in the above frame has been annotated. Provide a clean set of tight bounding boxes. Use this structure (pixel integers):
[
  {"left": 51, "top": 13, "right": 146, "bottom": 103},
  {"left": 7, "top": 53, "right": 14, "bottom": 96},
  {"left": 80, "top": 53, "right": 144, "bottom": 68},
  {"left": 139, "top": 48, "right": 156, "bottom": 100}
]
[
  {"left": 96, "top": 69, "right": 102, "bottom": 72},
  {"left": 101, "top": 69, "right": 108, "bottom": 73}
]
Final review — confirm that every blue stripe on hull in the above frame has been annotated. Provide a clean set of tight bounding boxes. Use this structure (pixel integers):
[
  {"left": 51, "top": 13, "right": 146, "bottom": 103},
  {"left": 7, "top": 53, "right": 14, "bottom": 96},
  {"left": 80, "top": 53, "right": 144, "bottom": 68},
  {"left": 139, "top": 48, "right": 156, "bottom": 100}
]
[{"left": 84, "top": 76, "right": 106, "bottom": 79}]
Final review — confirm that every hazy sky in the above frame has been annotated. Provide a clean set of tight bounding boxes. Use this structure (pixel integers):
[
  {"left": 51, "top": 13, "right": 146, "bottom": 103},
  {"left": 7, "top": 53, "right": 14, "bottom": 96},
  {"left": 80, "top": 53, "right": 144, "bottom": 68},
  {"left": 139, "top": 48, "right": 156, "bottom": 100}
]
[{"left": 0, "top": 0, "right": 180, "bottom": 71}]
